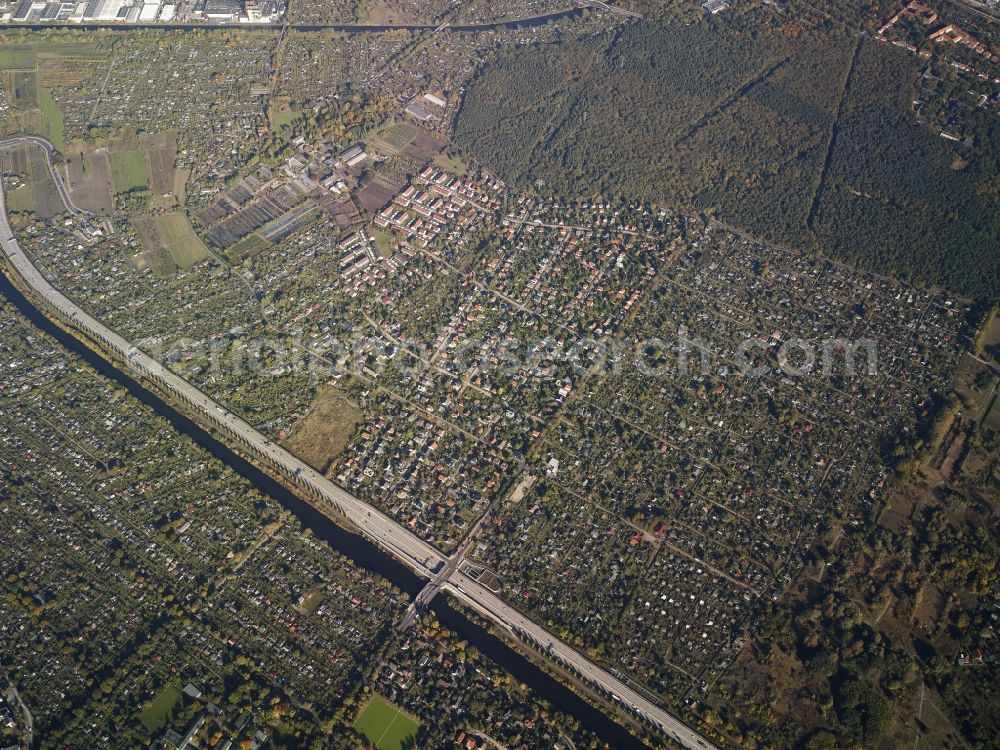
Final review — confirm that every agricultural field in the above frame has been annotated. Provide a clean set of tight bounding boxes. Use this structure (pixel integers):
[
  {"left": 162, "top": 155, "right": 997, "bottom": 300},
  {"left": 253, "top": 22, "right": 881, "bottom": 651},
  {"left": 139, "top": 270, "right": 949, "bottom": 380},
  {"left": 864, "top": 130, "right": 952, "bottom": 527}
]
[
  {"left": 223, "top": 232, "right": 271, "bottom": 262},
  {"left": 0, "top": 40, "right": 99, "bottom": 144},
  {"left": 110, "top": 149, "right": 149, "bottom": 193},
  {"left": 140, "top": 130, "right": 178, "bottom": 198},
  {"left": 64, "top": 147, "right": 113, "bottom": 213},
  {"left": 11, "top": 145, "right": 65, "bottom": 219},
  {"left": 133, "top": 212, "right": 209, "bottom": 276},
  {"left": 353, "top": 695, "right": 420, "bottom": 750},
  {"left": 8, "top": 70, "right": 38, "bottom": 109},
  {"left": 371, "top": 121, "right": 419, "bottom": 154},
  {"left": 371, "top": 121, "right": 444, "bottom": 163},
  {"left": 355, "top": 178, "right": 398, "bottom": 212}
]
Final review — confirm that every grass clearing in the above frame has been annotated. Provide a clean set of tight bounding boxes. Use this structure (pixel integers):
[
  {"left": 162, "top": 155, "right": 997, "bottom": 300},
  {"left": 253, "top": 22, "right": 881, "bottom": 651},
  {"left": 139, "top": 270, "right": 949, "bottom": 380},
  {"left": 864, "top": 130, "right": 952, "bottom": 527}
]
[
  {"left": 39, "top": 89, "right": 63, "bottom": 151},
  {"left": 6, "top": 183, "right": 34, "bottom": 213},
  {"left": 432, "top": 151, "right": 469, "bottom": 176},
  {"left": 139, "top": 683, "right": 181, "bottom": 732},
  {"left": 9, "top": 70, "right": 38, "bottom": 109},
  {"left": 110, "top": 150, "right": 148, "bottom": 192},
  {"left": 0, "top": 47, "right": 37, "bottom": 69},
  {"left": 295, "top": 589, "right": 324, "bottom": 615},
  {"left": 283, "top": 386, "right": 362, "bottom": 474},
  {"left": 371, "top": 226, "right": 393, "bottom": 258},
  {"left": 268, "top": 97, "right": 299, "bottom": 131},
  {"left": 133, "top": 212, "right": 208, "bottom": 276},
  {"left": 353, "top": 695, "right": 420, "bottom": 750},
  {"left": 156, "top": 212, "right": 209, "bottom": 268}
]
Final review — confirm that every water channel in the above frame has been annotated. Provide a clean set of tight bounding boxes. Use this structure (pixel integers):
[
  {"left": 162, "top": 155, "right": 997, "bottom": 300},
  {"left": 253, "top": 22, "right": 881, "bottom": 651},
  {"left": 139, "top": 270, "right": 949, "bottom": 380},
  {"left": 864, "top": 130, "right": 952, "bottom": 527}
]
[{"left": 0, "top": 270, "right": 651, "bottom": 750}]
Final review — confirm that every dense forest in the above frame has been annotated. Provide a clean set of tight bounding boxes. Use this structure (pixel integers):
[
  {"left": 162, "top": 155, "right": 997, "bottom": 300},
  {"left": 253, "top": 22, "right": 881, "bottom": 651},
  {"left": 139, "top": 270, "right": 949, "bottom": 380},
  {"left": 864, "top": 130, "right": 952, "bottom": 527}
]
[{"left": 456, "top": 20, "right": 1000, "bottom": 301}]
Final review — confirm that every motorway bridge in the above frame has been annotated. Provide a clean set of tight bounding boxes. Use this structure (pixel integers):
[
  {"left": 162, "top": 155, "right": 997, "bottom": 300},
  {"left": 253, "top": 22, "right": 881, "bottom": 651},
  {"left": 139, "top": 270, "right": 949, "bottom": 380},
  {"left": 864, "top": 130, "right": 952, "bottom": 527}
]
[{"left": 0, "top": 136, "right": 718, "bottom": 750}]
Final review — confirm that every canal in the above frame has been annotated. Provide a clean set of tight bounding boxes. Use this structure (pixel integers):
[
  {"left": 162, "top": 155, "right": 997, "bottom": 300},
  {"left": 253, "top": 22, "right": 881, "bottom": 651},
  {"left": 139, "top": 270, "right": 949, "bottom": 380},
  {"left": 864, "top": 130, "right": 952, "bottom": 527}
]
[{"left": 0, "top": 270, "right": 652, "bottom": 750}]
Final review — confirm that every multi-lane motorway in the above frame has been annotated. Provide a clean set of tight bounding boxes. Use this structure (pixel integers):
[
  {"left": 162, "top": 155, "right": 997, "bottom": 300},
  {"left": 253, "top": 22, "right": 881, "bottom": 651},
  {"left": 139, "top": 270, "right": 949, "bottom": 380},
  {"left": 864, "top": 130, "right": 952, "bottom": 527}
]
[{"left": 0, "top": 137, "right": 718, "bottom": 750}]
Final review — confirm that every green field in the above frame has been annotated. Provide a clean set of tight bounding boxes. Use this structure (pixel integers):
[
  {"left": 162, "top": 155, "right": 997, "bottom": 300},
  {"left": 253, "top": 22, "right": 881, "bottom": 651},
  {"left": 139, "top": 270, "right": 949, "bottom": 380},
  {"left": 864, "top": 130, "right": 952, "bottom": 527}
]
[
  {"left": 295, "top": 590, "right": 324, "bottom": 615},
  {"left": 0, "top": 47, "right": 36, "bottom": 69},
  {"left": 110, "top": 150, "right": 149, "bottom": 192},
  {"left": 6, "top": 183, "right": 34, "bottom": 213},
  {"left": 133, "top": 212, "right": 209, "bottom": 276},
  {"left": 9, "top": 70, "right": 38, "bottom": 109},
  {"left": 156, "top": 212, "right": 209, "bottom": 268},
  {"left": 353, "top": 696, "right": 420, "bottom": 750},
  {"left": 431, "top": 151, "right": 469, "bottom": 177},
  {"left": 35, "top": 42, "right": 103, "bottom": 58},
  {"left": 371, "top": 226, "right": 393, "bottom": 258},
  {"left": 268, "top": 98, "right": 299, "bottom": 131},
  {"left": 139, "top": 683, "right": 181, "bottom": 732},
  {"left": 39, "top": 89, "right": 63, "bottom": 151}
]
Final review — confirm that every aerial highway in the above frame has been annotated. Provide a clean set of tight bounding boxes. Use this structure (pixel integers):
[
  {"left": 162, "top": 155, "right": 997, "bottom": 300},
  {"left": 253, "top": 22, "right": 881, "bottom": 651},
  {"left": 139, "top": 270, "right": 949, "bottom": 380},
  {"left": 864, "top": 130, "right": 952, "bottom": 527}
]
[{"left": 0, "top": 137, "right": 719, "bottom": 750}]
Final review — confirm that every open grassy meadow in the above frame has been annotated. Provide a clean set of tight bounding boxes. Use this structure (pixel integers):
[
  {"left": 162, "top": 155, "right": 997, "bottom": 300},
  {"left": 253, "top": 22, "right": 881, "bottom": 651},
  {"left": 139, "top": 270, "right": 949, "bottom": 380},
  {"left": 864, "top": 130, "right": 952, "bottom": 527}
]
[
  {"left": 9, "top": 70, "right": 38, "bottom": 109},
  {"left": 139, "top": 683, "right": 181, "bottom": 733},
  {"left": 133, "top": 212, "right": 209, "bottom": 276},
  {"left": 110, "top": 149, "right": 149, "bottom": 192},
  {"left": 283, "top": 387, "right": 362, "bottom": 474},
  {"left": 268, "top": 97, "right": 299, "bottom": 131},
  {"left": 38, "top": 89, "right": 63, "bottom": 151},
  {"left": 353, "top": 695, "right": 420, "bottom": 750},
  {"left": 0, "top": 47, "right": 36, "bottom": 69},
  {"left": 157, "top": 212, "right": 209, "bottom": 267},
  {"left": 5, "top": 183, "right": 34, "bottom": 213}
]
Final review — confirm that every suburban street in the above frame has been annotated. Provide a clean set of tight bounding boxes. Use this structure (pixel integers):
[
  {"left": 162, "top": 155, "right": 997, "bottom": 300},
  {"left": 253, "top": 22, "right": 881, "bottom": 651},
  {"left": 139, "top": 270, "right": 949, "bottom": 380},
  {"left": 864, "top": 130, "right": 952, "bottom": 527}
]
[{"left": 0, "top": 137, "right": 718, "bottom": 750}]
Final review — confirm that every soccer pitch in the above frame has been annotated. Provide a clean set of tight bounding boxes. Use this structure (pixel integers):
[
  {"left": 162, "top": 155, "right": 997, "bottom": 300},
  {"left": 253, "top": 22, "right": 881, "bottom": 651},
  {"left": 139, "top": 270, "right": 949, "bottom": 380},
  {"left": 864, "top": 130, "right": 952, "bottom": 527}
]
[{"left": 353, "top": 695, "right": 420, "bottom": 750}]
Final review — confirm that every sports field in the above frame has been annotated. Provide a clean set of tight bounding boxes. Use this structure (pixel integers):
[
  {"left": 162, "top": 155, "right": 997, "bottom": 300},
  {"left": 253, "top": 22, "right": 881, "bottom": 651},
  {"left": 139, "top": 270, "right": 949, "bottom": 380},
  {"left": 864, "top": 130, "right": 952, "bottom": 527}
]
[
  {"left": 353, "top": 695, "right": 420, "bottom": 750},
  {"left": 139, "top": 682, "right": 181, "bottom": 732}
]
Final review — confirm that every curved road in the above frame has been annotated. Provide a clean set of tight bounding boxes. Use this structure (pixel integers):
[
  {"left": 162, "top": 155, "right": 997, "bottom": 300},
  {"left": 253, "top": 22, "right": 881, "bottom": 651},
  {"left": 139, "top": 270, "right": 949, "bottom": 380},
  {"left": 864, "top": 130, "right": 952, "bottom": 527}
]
[
  {"left": 0, "top": 136, "right": 717, "bottom": 750},
  {"left": 6, "top": 135, "right": 82, "bottom": 215}
]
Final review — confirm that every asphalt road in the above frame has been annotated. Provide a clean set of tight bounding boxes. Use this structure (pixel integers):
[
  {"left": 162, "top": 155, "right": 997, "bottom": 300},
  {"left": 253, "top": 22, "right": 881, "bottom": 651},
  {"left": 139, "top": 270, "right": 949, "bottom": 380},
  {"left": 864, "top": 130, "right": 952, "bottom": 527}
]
[
  {"left": 0, "top": 137, "right": 718, "bottom": 750},
  {"left": 2, "top": 135, "right": 80, "bottom": 215}
]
